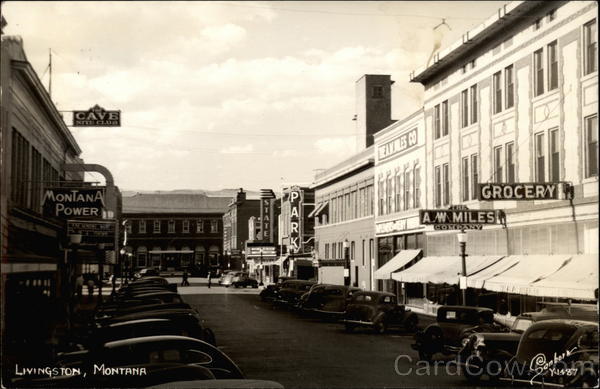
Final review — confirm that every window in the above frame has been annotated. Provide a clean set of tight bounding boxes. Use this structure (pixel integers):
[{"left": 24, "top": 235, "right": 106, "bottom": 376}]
[
  {"left": 533, "top": 18, "right": 542, "bottom": 30},
  {"left": 332, "top": 243, "right": 336, "bottom": 259},
  {"left": 471, "top": 154, "right": 479, "bottom": 200},
  {"left": 469, "top": 59, "right": 476, "bottom": 69},
  {"left": 362, "top": 240, "right": 365, "bottom": 266},
  {"left": 506, "top": 142, "right": 515, "bottom": 183},
  {"left": 11, "top": 129, "right": 30, "bottom": 208},
  {"left": 442, "top": 100, "right": 449, "bottom": 136},
  {"left": 211, "top": 220, "right": 218, "bottom": 233},
  {"left": 549, "top": 129, "right": 560, "bottom": 181},
  {"left": 536, "top": 132, "right": 546, "bottom": 181},
  {"left": 372, "top": 85, "right": 384, "bottom": 98},
  {"left": 404, "top": 170, "right": 410, "bottom": 210},
  {"left": 461, "top": 89, "right": 469, "bottom": 128},
  {"left": 462, "top": 157, "right": 469, "bottom": 202},
  {"left": 470, "top": 85, "right": 478, "bottom": 124},
  {"left": 434, "top": 105, "right": 441, "bottom": 139},
  {"left": 534, "top": 49, "right": 544, "bottom": 96},
  {"left": 493, "top": 72, "right": 502, "bottom": 114},
  {"left": 324, "top": 243, "right": 330, "bottom": 259},
  {"left": 584, "top": 20, "right": 597, "bottom": 75},
  {"left": 126, "top": 223, "right": 132, "bottom": 234},
  {"left": 494, "top": 146, "right": 503, "bottom": 183},
  {"left": 183, "top": 220, "right": 190, "bottom": 233},
  {"left": 413, "top": 166, "right": 421, "bottom": 208},
  {"left": 168, "top": 220, "right": 175, "bottom": 233},
  {"left": 378, "top": 179, "right": 384, "bottom": 215},
  {"left": 586, "top": 115, "right": 598, "bottom": 177},
  {"left": 386, "top": 176, "right": 393, "bottom": 214},
  {"left": 31, "top": 148, "right": 42, "bottom": 212},
  {"left": 153, "top": 221, "right": 161, "bottom": 234},
  {"left": 547, "top": 41, "right": 558, "bottom": 90},
  {"left": 351, "top": 241, "right": 355, "bottom": 260},
  {"left": 505, "top": 65, "right": 514, "bottom": 109},
  {"left": 546, "top": 9, "right": 556, "bottom": 22},
  {"left": 139, "top": 220, "right": 146, "bottom": 234},
  {"left": 435, "top": 166, "right": 441, "bottom": 207},
  {"left": 443, "top": 163, "right": 449, "bottom": 206},
  {"left": 395, "top": 173, "right": 402, "bottom": 211},
  {"left": 196, "top": 220, "right": 204, "bottom": 233}
]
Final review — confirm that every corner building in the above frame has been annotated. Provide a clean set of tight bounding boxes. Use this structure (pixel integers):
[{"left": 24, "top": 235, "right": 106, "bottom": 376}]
[{"left": 397, "top": 0, "right": 598, "bottom": 313}]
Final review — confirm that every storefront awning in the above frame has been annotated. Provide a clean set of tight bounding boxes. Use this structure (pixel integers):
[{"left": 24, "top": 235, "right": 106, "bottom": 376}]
[
  {"left": 391, "top": 255, "right": 504, "bottom": 284},
  {"left": 523, "top": 255, "right": 598, "bottom": 300},
  {"left": 374, "top": 249, "right": 422, "bottom": 280},
  {"left": 308, "top": 201, "right": 329, "bottom": 218}
]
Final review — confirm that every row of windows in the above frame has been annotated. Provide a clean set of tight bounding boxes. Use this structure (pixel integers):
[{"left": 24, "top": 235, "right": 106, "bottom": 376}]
[
  {"left": 320, "top": 184, "right": 374, "bottom": 225},
  {"left": 11, "top": 128, "right": 61, "bottom": 212},
  {"left": 377, "top": 166, "right": 421, "bottom": 216},
  {"left": 322, "top": 239, "right": 374, "bottom": 266},
  {"left": 126, "top": 219, "right": 219, "bottom": 234}
]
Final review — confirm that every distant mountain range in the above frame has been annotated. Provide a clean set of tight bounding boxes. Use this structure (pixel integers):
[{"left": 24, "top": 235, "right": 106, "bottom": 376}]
[{"left": 121, "top": 188, "right": 261, "bottom": 198}]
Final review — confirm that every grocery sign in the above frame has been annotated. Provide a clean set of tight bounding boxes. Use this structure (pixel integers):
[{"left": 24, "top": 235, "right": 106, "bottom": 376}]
[
  {"left": 73, "top": 105, "right": 120, "bottom": 127},
  {"left": 478, "top": 182, "right": 570, "bottom": 201}
]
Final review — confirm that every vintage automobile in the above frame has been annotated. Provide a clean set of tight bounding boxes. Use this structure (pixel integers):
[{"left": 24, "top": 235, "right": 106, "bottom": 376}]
[
  {"left": 124, "top": 291, "right": 184, "bottom": 304},
  {"left": 457, "top": 305, "right": 600, "bottom": 382},
  {"left": 218, "top": 271, "right": 236, "bottom": 285},
  {"left": 221, "top": 272, "right": 246, "bottom": 287},
  {"left": 259, "top": 276, "right": 296, "bottom": 302},
  {"left": 342, "top": 291, "right": 418, "bottom": 334},
  {"left": 97, "top": 308, "right": 204, "bottom": 327},
  {"left": 134, "top": 268, "right": 160, "bottom": 279},
  {"left": 95, "top": 302, "right": 192, "bottom": 321},
  {"left": 232, "top": 274, "right": 259, "bottom": 288},
  {"left": 412, "top": 306, "right": 504, "bottom": 361},
  {"left": 272, "top": 280, "right": 316, "bottom": 307},
  {"left": 301, "top": 284, "right": 361, "bottom": 318},
  {"left": 500, "top": 319, "right": 598, "bottom": 387}
]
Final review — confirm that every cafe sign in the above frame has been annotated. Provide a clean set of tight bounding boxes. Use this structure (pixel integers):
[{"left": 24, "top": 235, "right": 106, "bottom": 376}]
[
  {"left": 73, "top": 105, "right": 121, "bottom": 127},
  {"left": 478, "top": 182, "right": 569, "bottom": 201},
  {"left": 43, "top": 187, "right": 105, "bottom": 218}
]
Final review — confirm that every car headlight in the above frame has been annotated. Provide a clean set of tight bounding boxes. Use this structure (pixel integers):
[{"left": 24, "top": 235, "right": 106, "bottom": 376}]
[
  {"left": 473, "top": 334, "right": 485, "bottom": 349},
  {"left": 461, "top": 337, "right": 470, "bottom": 347}
]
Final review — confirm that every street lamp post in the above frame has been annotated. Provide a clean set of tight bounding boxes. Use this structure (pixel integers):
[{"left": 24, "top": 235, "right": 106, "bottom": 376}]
[
  {"left": 457, "top": 229, "right": 468, "bottom": 306},
  {"left": 343, "top": 239, "right": 350, "bottom": 287}
]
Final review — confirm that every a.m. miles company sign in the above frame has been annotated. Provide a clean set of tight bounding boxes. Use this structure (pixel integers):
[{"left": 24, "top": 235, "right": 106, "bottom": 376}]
[{"left": 43, "top": 187, "right": 105, "bottom": 218}]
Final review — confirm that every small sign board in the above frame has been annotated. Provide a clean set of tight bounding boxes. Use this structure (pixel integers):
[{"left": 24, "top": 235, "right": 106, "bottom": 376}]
[
  {"left": 43, "top": 187, "right": 105, "bottom": 219},
  {"left": 419, "top": 207, "right": 504, "bottom": 226},
  {"left": 245, "top": 243, "right": 277, "bottom": 259},
  {"left": 73, "top": 105, "right": 121, "bottom": 127},
  {"left": 434, "top": 224, "right": 483, "bottom": 230},
  {"left": 67, "top": 219, "right": 115, "bottom": 247},
  {"left": 478, "top": 182, "right": 566, "bottom": 201}
]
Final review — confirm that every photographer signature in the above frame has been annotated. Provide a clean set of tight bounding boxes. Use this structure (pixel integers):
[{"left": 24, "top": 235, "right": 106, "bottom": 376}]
[{"left": 529, "top": 347, "right": 578, "bottom": 385}]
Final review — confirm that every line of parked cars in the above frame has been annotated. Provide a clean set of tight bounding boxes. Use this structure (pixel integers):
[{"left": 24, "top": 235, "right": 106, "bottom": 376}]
[
  {"left": 11, "top": 274, "right": 283, "bottom": 388},
  {"left": 410, "top": 302, "right": 598, "bottom": 387},
  {"left": 259, "top": 277, "right": 420, "bottom": 335}
]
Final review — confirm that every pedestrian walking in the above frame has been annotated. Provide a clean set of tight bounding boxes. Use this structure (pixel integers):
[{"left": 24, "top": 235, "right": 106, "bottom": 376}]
[
  {"left": 207, "top": 272, "right": 211, "bottom": 288},
  {"left": 86, "top": 277, "right": 95, "bottom": 301},
  {"left": 75, "top": 274, "right": 84, "bottom": 300},
  {"left": 181, "top": 269, "right": 190, "bottom": 286}
]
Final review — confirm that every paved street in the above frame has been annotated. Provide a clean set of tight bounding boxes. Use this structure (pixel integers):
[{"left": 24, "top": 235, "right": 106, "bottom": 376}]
[{"left": 182, "top": 284, "right": 475, "bottom": 389}]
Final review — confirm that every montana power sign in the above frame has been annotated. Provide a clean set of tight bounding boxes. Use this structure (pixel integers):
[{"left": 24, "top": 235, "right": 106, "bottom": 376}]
[{"left": 43, "top": 187, "right": 105, "bottom": 218}]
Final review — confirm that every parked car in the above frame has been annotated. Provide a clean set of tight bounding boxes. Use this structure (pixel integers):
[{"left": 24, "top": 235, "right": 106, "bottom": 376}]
[
  {"left": 342, "top": 291, "right": 418, "bottom": 334},
  {"left": 221, "top": 272, "right": 246, "bottom": 287},
  {"left": 301, "top": 284, "right": 361, "bottom": 318},
  {"left": 272, "top": 280, "right": 316, "bottom": 307},
  {"left": 218, "top": 271, "right": 237, "bottom": 286},
  {"left": 232, "top": 274, "right": 259, "bottom": 288},
  {"left": 501, "top": 319, "right": 598, "bottom": 387},
  {"left": 457, "top": 305, "right": 600, "bottom": 383},
  {"left": 125, "top": 291, "right": 184, "bottom": 304},
  {"left": 134, "top": 268, "right": 160, "bottom": 279},
  {"left": 97, "top": 308, "right": 203, "bottom": 326},
  {"left": 259, "top": 276, "right": 296, "bottom": 302},
  {"left": 412, "top": 306, "right": 505, "bottom": 361}
]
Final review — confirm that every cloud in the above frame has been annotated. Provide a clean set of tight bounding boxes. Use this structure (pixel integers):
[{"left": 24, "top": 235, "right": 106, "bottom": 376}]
[
  {"left": 220, "top": 144, "right": 255, "bottom": 154},
  {"left": 272, "top": 149, "right": 302, "bottom": 158},
  {"left": 314, "top": 136, "right": 356, "bottom": 157}
]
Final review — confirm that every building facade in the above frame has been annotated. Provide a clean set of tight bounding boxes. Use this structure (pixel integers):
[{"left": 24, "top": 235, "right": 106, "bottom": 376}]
[
  {"left": 222, "top": 188, "right": 260, "bottom": 270},
  {"left": 122, "top": 193, "right": 229, "bottom": 274}
]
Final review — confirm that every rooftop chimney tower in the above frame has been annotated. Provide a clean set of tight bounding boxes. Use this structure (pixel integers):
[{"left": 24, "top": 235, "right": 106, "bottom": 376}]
[{"left": 355, "top": 74, "right": 395, "bottom": 149}]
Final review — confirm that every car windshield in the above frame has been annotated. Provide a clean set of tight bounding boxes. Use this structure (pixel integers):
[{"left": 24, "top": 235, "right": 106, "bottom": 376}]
[
  {"left": 512, "top": 318, "right": 533, "bottom": 333},
  {"left": 353, "top": 294, "right": 375, "bottom": 304}
]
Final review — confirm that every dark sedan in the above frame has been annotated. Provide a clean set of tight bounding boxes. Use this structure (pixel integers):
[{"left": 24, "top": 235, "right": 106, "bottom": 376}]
[
  {"left": 259, "top": 276, "right": 296, "bottom": 302},
  {"left": 301, "top": 284, "right": 361, "bottom": 318},
  {"left": 342, "top": 291, "right": 418, "bottom": 334},
  {"left": 272, "top": 280, "right": 316, "bottom": 307}
]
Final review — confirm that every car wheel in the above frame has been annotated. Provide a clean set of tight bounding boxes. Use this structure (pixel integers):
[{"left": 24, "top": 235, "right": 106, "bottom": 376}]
[
  {"left": 418, "top": 328, "right": 442, "bottom": 361},
  {"left": 404, "top": 315, "right": 418, "bottom": 333},
  {"left": 344, "top": 323, "right": 355, "bottom": 333},
  {"left": 373, "top": 320, "right": 387, "bottom": 334}
]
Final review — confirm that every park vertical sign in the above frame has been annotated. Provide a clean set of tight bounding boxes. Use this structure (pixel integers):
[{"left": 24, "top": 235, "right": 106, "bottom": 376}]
[{"left": 289, "top": 186, "right": 303, "bottom": 253}]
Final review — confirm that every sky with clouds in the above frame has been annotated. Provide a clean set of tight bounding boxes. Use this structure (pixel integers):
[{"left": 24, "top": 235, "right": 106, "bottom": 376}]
[{"left": 2, "top": 1, "right": 505, "bottom": 192}]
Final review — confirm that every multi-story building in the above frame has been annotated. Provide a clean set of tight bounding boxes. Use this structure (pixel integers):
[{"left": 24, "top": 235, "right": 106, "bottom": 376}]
[
  {"left": 222, "top": 188, "right": 260, "bottom": 270},
  {"left": 389, "top": 0, "right": 599, "bottom": 313},
  {"left": 122, "top": 192, "right": 229, "bottom": 274}
]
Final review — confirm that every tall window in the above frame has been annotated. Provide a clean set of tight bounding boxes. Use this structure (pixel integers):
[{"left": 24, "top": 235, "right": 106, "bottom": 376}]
[
  {"left": 168, "top": 220, "right": 175, "bottom": 233},
  {"left": 441, "top": 100, "right": 449, "bottom": 136},
  {"left": 31, "top": 148, "right": 42, "bottom": 212},
  {"left": 378, "top": 180, "right": 384, "bottom": 215},
  {"left": 494, "top": 146, "right": 503, "bottom": 183},
  {"left": 462, "top": 157, "right": 469, "bottom": 202},
  {"left": 211, "top": 220, "right": 219, "bottom": 233},
  {"left": 471, "top": 154, "right": 479, "bottom": 200},
  {"left": 549, "top": 128, "right": 560, "bottom": 181},
  {"left": 434, "top": 105, "right": 441, "bottom": 139},
  {"left": 547, "top": 41, "right": 558, "bottom": 91},
  {"left": 196, "top": 220, "right": 204, "bottom": 233},
  {"left": 395, "top": 173, "right": 401, "bottom": 212},
  {"left": 435, "top": 166, "right": 441, "bottom": 207},
  {"left": 362, "top": 240, "right": 365, "bottom": 266},
  {"left": 461, "top": 89, "right": 469, "bottom": 127},
  {"left": 470, "top": 85, "right": 478, "bottom": 124},
  {"left": 139, "top": 220, "right": 146, "bottom": 234},
  {"left": 404, "top": 170, "right": 410, "bottom": 210},
  {"left": 183, "top": 220, "right": 190, "bottom": 233},
  {"left": 11, "top": 129, "right": 30, "bottom": 208},
  {"left": 443, "top": 163, "right": 449, "bottom": 206},
  {"left": 386, "top": 176, "right": 393, "bottom": 214},
  {"left": 586, "top": 115, "right": 598, "bottom": 177},
  {"left": 413, "top": 166, "right": 421, "bottom": 208},
  {"left": 372, "top": 85, "right": 384, "bottom": 98},
  {"left": 506, "top": 142, "right": 515, "bottom": 183},
  {"left": 584, "top": 19, "right": 597, "bottom": 75},
  {"left": 534, "top": 49, "right": 544, "bottom": 96},
  {"left": 493, "top": 71, "right": 502, "bottom": 113},
  {"left": 505, "top": 65, "right": 514, "bottom": 109},
  {"left": 153, "top": 220, "right": 161, "bottom": 234},
  {"left": 536, "top": 132, "right": 546, "bottom": 181}
]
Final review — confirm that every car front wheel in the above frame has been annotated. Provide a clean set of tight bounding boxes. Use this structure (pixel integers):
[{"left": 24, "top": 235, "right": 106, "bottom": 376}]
[{"left": 373, "top": 320, "right": 387, "bottom": 334}]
